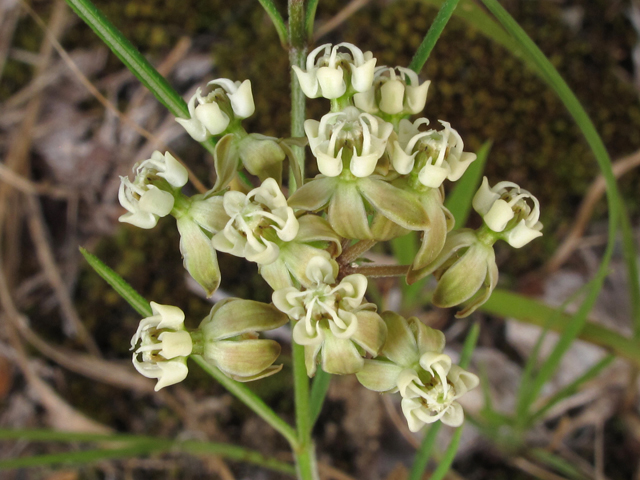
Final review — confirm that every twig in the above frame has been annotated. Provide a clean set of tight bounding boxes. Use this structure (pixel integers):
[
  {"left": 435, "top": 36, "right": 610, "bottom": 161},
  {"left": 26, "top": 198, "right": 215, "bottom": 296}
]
[
  {"left": 24, "top": 194, "right": 101, "bottom": 356},
  {"left": 19, "top": 0, "right": 207, "bottom": 194},
  {"left": 510, "top": 457, "right": 568, "bottom": 480},
  {"left": 337, "top": 239, "right": 377, "bottom": 265},
  {"left": 0, "top": 162, "right": 72, "bottom": 199},
  {"left": 313, "top": 0, "right": 371, "bottom": 42},
  {"left": 546, "top": 148, "right": 640, "bottom": 272},
  {"left": 343, "top": 264, "right": 410, "bottom": 278}
]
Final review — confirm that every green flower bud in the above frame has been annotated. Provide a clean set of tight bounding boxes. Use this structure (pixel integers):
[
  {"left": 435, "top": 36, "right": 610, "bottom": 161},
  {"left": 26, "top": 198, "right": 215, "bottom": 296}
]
[{"left": 198, "top": 299, "right": 288, "bottom": 382}]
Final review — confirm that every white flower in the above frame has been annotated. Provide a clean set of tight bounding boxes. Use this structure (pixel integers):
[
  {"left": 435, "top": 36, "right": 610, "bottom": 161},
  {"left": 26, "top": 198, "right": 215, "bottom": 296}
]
[
  {"left": 388, "top": 119, "right": 476, "bottom": 188},
  {"left": 354, "top": 66, "right": 431, "bottom": 115},
  {"left": 273, "top": 257, "right": 366, "bottom": 345},
  {"left": 118, "top": 151, "right": 187, "bottom": 229},
  {"left": 176, "top": 79, "right": 255, "bottom": 142},
  {"left": 212, "top": 178, "right": 298, "bottom": 264},
  {"left": 304, "top": 107, "right": 393, "bottom": 177},
  {"left": 472, "top": 177, "right": 543, "bottom": 248},
  {"left": 292, "top": 43, "right": 377, "bottom": 99},
  {"left": 131, "top": 302, "right": 192, "bottom": 391}
]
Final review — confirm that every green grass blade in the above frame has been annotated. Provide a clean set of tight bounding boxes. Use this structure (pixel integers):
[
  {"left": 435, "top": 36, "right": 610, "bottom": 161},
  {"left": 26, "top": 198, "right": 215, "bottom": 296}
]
[
  {"left": 529, "top": 449, "right": 587, "bottom": 480},
  {"left": 428, "top": 426, "right": 464, "bottom": 480},
  {"left": 407, "top": 423, "right": 442, "bottom": 480},
  {"left": 620, "top": 204, "right": 640, "bottom": 337},
  {"left": 479, "top": 0, "right": 640, "bottom": 358},
  {"left": 530, "top": 354, "right": 614, "bottom": 425},
  {"left": 80, "top": 247, "right": 152, "bottom": 317},
  {"left": 459, "top": 322, "right": 480, "bottom": 368},
  {"left": 481, "top": 289, "right": 640, "bottom": 367},
  {"left": 309, "top": 367, "right": 331, "bottom": 427},
  {"left": 258, "top": 0, "right": 288, "bottom": 46},
  {"left": 445, "top": 140, "right": 491, "bottom": 229},
  {"left": 0, "top": 429, "right": 155, "bottom": 443},
  {"left": 409, "top": 0, "right": 461, "bottom": 73},
  {"left": 515, "top": 279, "right": 596, "bottom": 421}
]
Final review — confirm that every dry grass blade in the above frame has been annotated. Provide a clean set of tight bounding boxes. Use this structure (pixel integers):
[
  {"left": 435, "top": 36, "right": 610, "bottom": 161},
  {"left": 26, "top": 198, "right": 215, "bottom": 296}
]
[
  {"left": 0, "top": 162, "right": 72, "bottom": 199},
  {"left": 313, "top": 0, "right": 371, "bottom": 42},
  {"left": 546, "top": 148, "right": 640, "bottom": 272},
  {"left": 0, "top": 262, "right": 112, "bottom": 434},
  {"left": 510, "top": 457, "right": 569, "bottom": 480},
  {"left": 19, "top": 0, "right": 207, "bottom": 194},
  {"left": 25, "top": 194, "right": 101, "bottom": 356}
]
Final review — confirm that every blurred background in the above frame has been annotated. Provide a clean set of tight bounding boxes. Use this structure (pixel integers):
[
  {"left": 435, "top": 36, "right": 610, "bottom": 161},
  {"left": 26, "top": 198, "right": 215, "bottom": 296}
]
[{"left": 1, "top": 0, "right": 640, "bottom": 478}]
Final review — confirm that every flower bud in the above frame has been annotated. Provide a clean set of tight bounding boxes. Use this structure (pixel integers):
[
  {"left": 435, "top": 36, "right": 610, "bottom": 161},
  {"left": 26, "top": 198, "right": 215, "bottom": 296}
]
[
  {"left": 198, "top": 298, "right": 288, "bottom": 381},
  {"left": 472, "top": 177, "right": 543, "bottom": 248},
  {"left": 292, "top": 43, "right": 376, "bottom": 100},
  {"left": 131, "top": 302, "right": 192, "bottom": 391}
]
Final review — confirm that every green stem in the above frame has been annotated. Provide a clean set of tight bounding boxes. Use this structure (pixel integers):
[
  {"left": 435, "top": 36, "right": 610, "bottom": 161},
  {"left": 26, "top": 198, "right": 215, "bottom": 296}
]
[
  {"left": 193, "top": 356, "right": 298, "bottom": 448},
  {"left": 345, "top": 264, "right": 410, "bottom": 278},
  {"left": 408, "top": 0, "right": 461, "bottom": 73},
  {"left": 304, "top": 0, "right": 320, "bottom": 41},
  {"left": 288, "top": 3, "right": 318, "bottom": 479}
]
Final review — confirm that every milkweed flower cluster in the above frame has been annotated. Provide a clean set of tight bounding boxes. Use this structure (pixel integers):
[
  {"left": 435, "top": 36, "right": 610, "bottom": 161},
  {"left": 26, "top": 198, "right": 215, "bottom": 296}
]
[{"left": 115, "top": 43, "right": 542, "bottom": 432}]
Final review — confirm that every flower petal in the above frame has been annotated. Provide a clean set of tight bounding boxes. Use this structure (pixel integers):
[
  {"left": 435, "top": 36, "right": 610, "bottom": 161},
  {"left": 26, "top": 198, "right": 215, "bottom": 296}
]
[
  {"left": 380, "top": 311, "right": 419, "bottom": 367},
  {"left": 176, "top": 217, "right": 221, "bottom": 297},
  {"left": 328, "top": 181, "right": 372, "bottom": 239},
  {"left": 204, "top": 339, "right": 281, "bottom": 378},
  {"left": 356, "top": 359, "right": 403, "bottom": 392}
]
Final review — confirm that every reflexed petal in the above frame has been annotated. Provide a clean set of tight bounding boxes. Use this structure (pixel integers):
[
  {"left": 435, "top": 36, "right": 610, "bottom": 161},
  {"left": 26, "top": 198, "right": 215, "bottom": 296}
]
[
  {"left": 176, "top": 217, "right": 221, "bottom": 297},
  {"left": 409, "top": 318, "right": 445, "bottom": 355},
  {"left": 194, "top": 102, "right": 230, "bottom": 135},
  {"left": 351, "top": 310, "right": 387, "bottom": 356},
  {"left": 321, "top": 330, "right": 364, "bottom": 375},
  {"left": 292, "top": 66, "right": 321, "bottom": 98},
  {"left": 138, "top": 187, "right": 174, "bottom": 217},
  {"left": 358, "top": 178, "right": 429, "bottom": 231},
  {"left": 228, "top": 79, "right": 255, "bottom": 118},
  {"left": 288, "top": 177, "right": 337, "bottom": 212},
  {"left": 187, "top": 195, "right": 229, "bottom": 233},
  {"left": 231, "top": 364, "right": 283, "bottom": 382},
  {"left": 412, "top": 190, "right": 450, "bottom": 270},
  {"left": 328, "top": 181, "right": 372, "bottom": 239},
  {"left": 317, "top": 66, "right": 346, "bottom": 99},
  {"left": 238, "top": 134, "right": 285, "bottom": 182},
  {"left": 440, "top": 402, "right": 464, "bottom": 427},
  {"left": 200, "top": 299, "right": 288, "bottom": 340},
  {"left": 380, "top": 311, "right": 419, "bottom": 366},
  {"left": 370, "top": 213, "right": 410, "bottom": 241},
  {"left": 305, "top": 342, "right": 323, "bottom": 377},
  {"left": 259, "top": 257, "right": 294, "bottom": 290},
  {"left": 175, "top": 117, "right": 209, "bottom": 142},
  {"left": 295, "top": 215, "right": 342, "bottom": 256},
  {"left": 455, "top": 247, "right": 497, "bottom": 318},
  {"left": 356, "top": 359, "right": 403, "bottom": 392},
  {"left": 204, "top": 339, "right": 281, "bottom": 378}
]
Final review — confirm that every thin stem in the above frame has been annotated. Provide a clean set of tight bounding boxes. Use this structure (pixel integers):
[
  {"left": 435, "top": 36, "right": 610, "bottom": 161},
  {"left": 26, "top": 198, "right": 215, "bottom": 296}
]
[
  {"left": 338, "top": 239, "right": 377, "bottom": 265},
  {"left": 193, "top": 356, "right": 298, "bottom": 448},
  {"left": 309, "top": 368, "right": 331, "bottom": 427},
  {"left": 408, "top": 0, "right": 461, "bottom": 73},
  {"left": 345, "top": 264, "right": 410, "bottom": 278},
  {"left": 258, "top": 0, "right": 288, "bottom": 46},
  {"left": 288, "top": 0, "right": 307, "bottom": 193}
]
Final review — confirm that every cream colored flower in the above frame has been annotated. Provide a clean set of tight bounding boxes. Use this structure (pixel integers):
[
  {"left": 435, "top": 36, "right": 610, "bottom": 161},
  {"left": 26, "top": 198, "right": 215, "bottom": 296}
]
[
  {"left": 305, "top": 107, "right": 393, "bottom": 177},
  {"left": 176, "top": 79, "right": 255, "bottom": 141},
  {"left": 292, "top": 43, "right": 376, "bottom": 99},
  {"left": 354, "top": 66, "right": 430, "bottom": 115},
  {"left": 212, "top": 178, "right": 298, "bottom": 264},
  {"left": 472, "top": 177, "right": 543, "bottom": 248},
  {"left": 131, "top": 302, "right": 192, "bottom": 391},
  {"left": 118, "top": 151, "right": 188, "bottom": 229},
  {"left": 388, "top": 119, "right": 476, "bottom": 188}
]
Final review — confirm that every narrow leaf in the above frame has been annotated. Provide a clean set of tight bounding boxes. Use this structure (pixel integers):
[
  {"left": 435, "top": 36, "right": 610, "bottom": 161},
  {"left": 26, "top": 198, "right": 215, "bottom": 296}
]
[
  {"left": 257, "top": 0, "right": 288, "bottom": 46},
  {"left": 429, "top": 426, "right": 464, "bottom": 480},
  {"left": 79, "top": 247, "right": 152, "bottom": 317},
  {"left": 309, "top": 367, "right": 331, "bottom": 427}
]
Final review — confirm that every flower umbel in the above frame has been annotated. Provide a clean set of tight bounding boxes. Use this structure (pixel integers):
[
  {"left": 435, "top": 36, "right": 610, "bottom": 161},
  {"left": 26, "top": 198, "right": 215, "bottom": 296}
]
[
  {"left": 176, "top": 78, "right": 255, "bottom": 142},
  {"left": 388, "top": 119, "right": 476, "bottom": 188},
  {"left": 272, "top": 257, "right": 386, "bottom": 375},
  {"left": 131, "top": 302, "right": 192, "bottom": 391},
  {"left": 118, "top": 151, "right": 188, "bottom": 229},
  {"left": 473, "top": 177, "right": 543, "bottom": 248},
  {"left": 292, "top": 43, "right": 376, "bottom": 100},
  {"left": 212, "top": 178, "right": 299, "bottom": 264},
  {"left": 305, "top": 107, "right": 393, "bottom": 178},
  {"left": 354, "top": 66, "right": 431, "bottom": 116}
]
